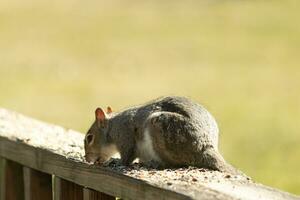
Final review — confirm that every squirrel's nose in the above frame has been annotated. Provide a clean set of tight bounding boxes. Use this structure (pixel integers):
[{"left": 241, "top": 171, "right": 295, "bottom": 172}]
[
  {"left": 94, "top": 157, "right": 101, "bottom": 164},
  {"left": 84, "top": 153, "right": 101, "bottom": 164}
]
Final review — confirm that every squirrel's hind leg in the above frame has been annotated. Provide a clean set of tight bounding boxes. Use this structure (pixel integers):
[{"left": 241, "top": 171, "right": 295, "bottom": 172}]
[{"left": 143, "top": 111, "right": 194, "bottom": 167}]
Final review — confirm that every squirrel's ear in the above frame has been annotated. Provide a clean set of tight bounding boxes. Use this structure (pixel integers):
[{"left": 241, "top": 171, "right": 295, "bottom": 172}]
[
  {"left": 107, "top": 106, "right": 112, "bottom": 114},
  {"left": 95, "top": 107, "right": 106, "bottom": 122}
]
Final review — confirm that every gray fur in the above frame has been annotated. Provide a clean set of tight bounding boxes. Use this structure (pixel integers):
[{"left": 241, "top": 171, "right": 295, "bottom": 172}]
[{"left": 84, "top": 96, "right": 238, "bottom": 174}]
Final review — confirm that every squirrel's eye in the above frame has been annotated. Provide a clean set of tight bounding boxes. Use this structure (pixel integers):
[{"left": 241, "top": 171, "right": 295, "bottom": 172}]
[{"left": 86, "top": 134, "right": 94, "bottom": 145}]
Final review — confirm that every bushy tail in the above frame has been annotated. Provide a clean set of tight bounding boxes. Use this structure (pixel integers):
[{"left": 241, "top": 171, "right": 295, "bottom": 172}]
[{"left": 200, "top": 147, "right": 243, "bottom": 176}]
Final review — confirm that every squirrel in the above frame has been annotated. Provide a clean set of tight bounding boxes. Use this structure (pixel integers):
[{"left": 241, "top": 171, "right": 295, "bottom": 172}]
[{"left": 84, "top": 96, "right": 239, "bottom": 174}]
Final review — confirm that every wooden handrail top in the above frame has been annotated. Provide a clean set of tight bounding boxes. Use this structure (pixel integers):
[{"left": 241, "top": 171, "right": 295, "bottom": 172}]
[{"left": 0, "top": 108, "right": 299, "bottom": 200}]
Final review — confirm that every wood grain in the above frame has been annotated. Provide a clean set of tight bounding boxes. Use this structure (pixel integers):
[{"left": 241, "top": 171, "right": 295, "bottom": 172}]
[
  {"left": 0, "top": 138, "right": 191, "bottom": 200},
  {"left": 0, "top": 158, "right": 5, "bottom": 200},
  {"left": 0, "top": 108, "right": 299, "bottom": 200},
  {"left": 83, "top": 188, "right": 115, "bottom": 200},
  {"left": 23, "top": 167, "right": 52, "bottom": 200},
  {"left": 54, "top": 176, "right": 83, "bottom": 200},
  {"left": 1, "top": 159, "right": 25, "bottom": 200}
]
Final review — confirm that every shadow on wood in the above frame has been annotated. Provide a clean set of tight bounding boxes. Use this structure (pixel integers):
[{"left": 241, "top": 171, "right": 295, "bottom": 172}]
[
  {"left": 54, "top": 176, "right": 83, "bottom": 200},
  {"left": 23, "top": 167, "right": 52, "bottom": 200},
  {"left": 83, "top": 188, "right": 115, "bottom": 200},
  {"left": 1, "top": 159, "right": 25, "bottom": 200}
]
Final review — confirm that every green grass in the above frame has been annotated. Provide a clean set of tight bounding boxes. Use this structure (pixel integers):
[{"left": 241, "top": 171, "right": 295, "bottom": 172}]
[{"left": 0, "top": 0, "right": 300, "bottom": 194}]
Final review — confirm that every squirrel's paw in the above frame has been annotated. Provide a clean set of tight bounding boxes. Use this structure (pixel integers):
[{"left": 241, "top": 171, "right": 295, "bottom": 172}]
[{"left": 102, "top": 158, "right": 122, "bottom": 167}]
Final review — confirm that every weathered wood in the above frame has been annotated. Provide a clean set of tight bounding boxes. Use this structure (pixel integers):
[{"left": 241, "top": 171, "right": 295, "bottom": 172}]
[
  {"left": 0, "top": 108, "right": 299, "bottom": 200},
  {"left": 0, "top": 157, "right": 5, "bottom": 200},
  {"left": 54, "top": 176, "right": 83, "bottom": 200},
  {"left": 0, "top": 138, "right": 193, "bottom": 200},
  {"left": 53, "top": 176, "right": 62, "bottom": 200},
  {"left": 83, "top": 188, "right": 115, "bottom": 200},
  {"left": 23, "top": 167, "right": 52, "bottom": 200},
  {"left": 1, "top": 159, "right": 25, "bottom": 200}
]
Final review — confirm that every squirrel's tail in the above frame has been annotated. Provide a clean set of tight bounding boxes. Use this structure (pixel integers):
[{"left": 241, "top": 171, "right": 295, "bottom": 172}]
[{"left": 199, "top": 147, "right": 243, "bottom": 176}]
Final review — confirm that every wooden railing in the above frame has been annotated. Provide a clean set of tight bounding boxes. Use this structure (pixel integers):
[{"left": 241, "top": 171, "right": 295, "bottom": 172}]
[{"left": 0, "top": 108, "right": 299, "bottom": 200}]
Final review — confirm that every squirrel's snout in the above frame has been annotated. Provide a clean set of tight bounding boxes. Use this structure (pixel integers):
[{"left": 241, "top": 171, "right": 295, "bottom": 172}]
[
  {"left": 85, "top": 153, "right": 98, "bottom": 163},
  {"left": 85, "top": 153, "right": 105, "bottom": 165}
]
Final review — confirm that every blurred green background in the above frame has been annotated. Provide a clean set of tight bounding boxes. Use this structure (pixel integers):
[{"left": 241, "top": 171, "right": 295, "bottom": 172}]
[{"left": 0, "top": 0, "right": 299, "bottom": 195}]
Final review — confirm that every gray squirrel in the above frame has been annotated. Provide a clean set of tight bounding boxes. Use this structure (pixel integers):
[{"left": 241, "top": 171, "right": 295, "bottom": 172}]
[{"left": 84, "top": 96, "right": 238, "bottom": 174}]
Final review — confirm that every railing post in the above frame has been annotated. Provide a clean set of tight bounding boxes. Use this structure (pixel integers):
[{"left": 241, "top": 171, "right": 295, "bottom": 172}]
[
  {"left": 0, "top": 158, "right": 5, "bottom": 200},
  {"left": 23, "top": 167, "right": 52, "bottom": 200},
  {"left": 83, "top": 188, "right": 115, "bottom": 200},
  {"left": 54, "top": 176, "right": 83, "bottom": 200},
  {"left": 0, "top": 158, "right": 24, "bottom": 200}
]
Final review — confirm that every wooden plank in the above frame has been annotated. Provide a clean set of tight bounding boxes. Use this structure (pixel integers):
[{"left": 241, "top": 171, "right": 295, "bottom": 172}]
[
  {"left": 0, "top": 138, "right": 191, "bottom": 200},
  {"left": 83, "top": 188, "right": 115, "bottom": 200},
  {"left": 0, "top": 109, "right": 207, "bottom": 200},
  {"left": 1, "top": 159, "right": 25, "bottom": 200},
  {"left": 0, "top": 108, "right": 299, "bottom": 200},
  {"left": 0, "top": 157, "right": 5, "bottom": 200},
  {"left": 23, "top": 167, "right": 52, "bottom": 200},
  {"left": 54, "top": 176, "right": 83, "bottom": 200}
]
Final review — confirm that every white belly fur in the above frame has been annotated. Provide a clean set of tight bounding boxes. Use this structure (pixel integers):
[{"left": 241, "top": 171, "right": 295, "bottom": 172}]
[{"left": 137, "top": 127, "right": 161, "bottom": 163}]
